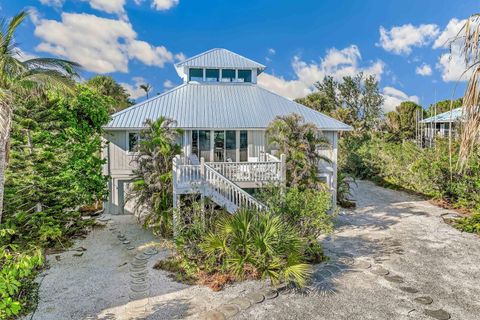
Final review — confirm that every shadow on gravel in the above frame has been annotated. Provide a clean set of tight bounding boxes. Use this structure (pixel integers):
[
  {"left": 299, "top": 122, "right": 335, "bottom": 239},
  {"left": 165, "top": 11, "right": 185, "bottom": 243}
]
[{"left": 145, "top": 298, "right": 191, "bottom": 320}]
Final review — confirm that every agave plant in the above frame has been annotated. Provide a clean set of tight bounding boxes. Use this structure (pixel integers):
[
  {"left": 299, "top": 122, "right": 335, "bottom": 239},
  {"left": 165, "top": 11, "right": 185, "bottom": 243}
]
[{"left": 201, "top": 208, "right": 311, "bottom": 287}]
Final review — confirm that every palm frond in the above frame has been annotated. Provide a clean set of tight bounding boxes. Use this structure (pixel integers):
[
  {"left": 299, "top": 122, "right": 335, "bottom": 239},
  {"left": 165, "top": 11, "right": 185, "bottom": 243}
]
[
  {"left": 1, "top": 11, "right": 27, "bottom": 55},
  {"left": 22, "top": 58, "right": 81, "bottom": 77}
]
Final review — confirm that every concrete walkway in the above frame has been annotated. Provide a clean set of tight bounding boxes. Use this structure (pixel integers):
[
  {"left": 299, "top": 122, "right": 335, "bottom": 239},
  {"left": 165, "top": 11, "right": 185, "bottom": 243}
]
[{"left": 29, "top": 181, "right": 480, "bottom": 319}]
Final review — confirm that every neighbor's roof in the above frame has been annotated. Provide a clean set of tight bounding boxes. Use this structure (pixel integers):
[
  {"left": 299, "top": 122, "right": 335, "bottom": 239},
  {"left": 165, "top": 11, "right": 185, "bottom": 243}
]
[
  {"left": 420, "top": 107, "right": 464, "bottom": 124},
  {"left": 175, "top": 48, "right": 266, "bottom": 72},
  {"left": 105, "top": 83, "right": 352, "bottom": 131}
]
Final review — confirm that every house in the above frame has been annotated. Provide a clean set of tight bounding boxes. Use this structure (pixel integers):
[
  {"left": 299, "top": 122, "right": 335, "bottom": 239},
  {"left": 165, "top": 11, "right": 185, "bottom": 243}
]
[
  {"left": 103, "top": 48, "right": 352, "bottom": 215},
  {"left": 419, "top": 107, "right": 464, "bottom": 145}
]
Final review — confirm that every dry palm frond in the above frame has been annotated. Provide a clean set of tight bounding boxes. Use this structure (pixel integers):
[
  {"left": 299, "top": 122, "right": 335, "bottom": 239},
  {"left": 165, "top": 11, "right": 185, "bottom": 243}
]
[{"left": 453, "top": 14, "right": 480, "bottom": 169}]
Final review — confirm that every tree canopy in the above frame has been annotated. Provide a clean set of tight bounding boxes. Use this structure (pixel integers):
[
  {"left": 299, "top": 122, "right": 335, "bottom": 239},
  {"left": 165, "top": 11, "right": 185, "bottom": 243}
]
[{"left": 85, "top": 75, "right": 134, "bottom": 113}]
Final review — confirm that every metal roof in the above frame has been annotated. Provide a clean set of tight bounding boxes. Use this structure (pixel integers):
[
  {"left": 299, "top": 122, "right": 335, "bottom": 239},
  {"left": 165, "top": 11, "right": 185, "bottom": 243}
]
[
  {"left": 420, "top": 107, "right": 464, "bottom": 123},
  {"left": 106, "top": 83, "right": 352, "bottom": 131},
  {"left": 175, "top": 48, "right": 266, "bottom": 71}
]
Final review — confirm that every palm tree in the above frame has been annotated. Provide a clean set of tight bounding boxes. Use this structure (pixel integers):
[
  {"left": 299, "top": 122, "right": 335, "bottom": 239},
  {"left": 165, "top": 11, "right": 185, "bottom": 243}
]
[
  {"left": 266, "top": 113, "right": 331, "bottom": 190},
  {"left": 140, "top": 83, "right": 152, "bottom": 99},
  {"left": 0, "top": 11, "right": 80, "bottom": 222}
]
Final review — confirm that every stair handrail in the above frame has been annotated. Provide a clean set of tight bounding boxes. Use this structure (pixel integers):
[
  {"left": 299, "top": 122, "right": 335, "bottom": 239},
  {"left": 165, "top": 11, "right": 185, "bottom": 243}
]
[{"left": 203, "top": 161, "right": 266, "bottom": 212}]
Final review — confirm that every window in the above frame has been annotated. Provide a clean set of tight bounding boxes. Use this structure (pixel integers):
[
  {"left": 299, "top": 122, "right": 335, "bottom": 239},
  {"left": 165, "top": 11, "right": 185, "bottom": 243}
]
[
  {"left": 214, "top": 131, "right": 225, "bottom": 161},
  {"left": 199, "top": 130, "right": 211, "bottom": 162},
  {"left": 192, "top": 130, "right": 199, "bottom": 157},
  {"left": 240, "top": 130, "right": 248, "bottom": 161},
  {"left": 225, "top": 131, "right": 236, "bottom": 161},
  {"left": 128, "top": 132, "right": 139, "bottom": 152},
  {"left": 221, "top": 69, "right": 235, "bottom": 82},
  {"left": 189, "top": 68, "right": 203, "bottom": 81},
  {"left": 205, "top": 69, "right": 219, "bottom": 82},
  {"left": 237, "top": 70, "right": 252, "bottom": 83}
]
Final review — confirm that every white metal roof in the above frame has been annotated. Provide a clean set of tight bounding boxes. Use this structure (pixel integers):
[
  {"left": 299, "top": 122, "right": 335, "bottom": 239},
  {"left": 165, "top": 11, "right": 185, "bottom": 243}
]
[
  {"left": 175, "top": 48, "right": 266, "bottom": 73},
  {"left": 106, "top": 83, "right": 352, "bottom": 131},
  {"left": 420, "top": 107, "right": 464, "bottom": 124}
]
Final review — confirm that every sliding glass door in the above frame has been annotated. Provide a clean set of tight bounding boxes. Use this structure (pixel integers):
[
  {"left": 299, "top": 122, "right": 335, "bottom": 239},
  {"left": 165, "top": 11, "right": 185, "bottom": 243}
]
[{"left": 191, "top": 130, "right": 248, "bottom": 162}]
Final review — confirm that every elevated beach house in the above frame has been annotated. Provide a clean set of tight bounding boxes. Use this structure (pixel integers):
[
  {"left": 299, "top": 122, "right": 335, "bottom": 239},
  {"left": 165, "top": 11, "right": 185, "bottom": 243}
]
[{"left": 103, "top": 48, "right": 352, "bottom": 215}]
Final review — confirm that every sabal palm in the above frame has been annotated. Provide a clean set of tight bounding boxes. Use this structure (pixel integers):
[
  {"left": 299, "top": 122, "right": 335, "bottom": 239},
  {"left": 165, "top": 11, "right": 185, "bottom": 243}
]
[
  {"left": 267, "top": 113, "right": 331, "bottom": 189},
  {"left": 0, "top": 11, "right": 80, "bottom": 222}
]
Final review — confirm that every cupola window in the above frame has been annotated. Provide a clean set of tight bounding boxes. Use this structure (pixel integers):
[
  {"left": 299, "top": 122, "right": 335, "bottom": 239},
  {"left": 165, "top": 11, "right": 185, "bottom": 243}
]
[
  {"left": 221, "top": 69, "right": 236, "bottom": 82},
  {"left": 189, "top": 68, "right": 203, "bottom": 81},
  {"left": 205, "top": 69, "right": 219, "bottom": 82},
  {"left": 237, "top": 70, "right": 252, "bottom": 83}
]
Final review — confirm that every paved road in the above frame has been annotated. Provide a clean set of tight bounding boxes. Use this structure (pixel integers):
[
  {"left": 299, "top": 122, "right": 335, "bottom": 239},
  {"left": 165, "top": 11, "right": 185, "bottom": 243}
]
[{"left": 234, "top": 180, "right": 480, "bottom": 320}]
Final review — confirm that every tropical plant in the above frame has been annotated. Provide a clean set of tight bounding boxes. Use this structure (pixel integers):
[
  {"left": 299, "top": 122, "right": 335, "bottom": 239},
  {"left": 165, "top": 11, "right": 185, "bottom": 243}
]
[
  {"left": 140, "top": 83, "right": 152, "bottom": 99},
  {"left": 267, "top": 113, "right": 331, "bottom": 190},
  {"left": 128, "top": 117, "right": 183, "bottom": 237},
  {"left": 0, "top": 10, "right": 80, "bottom": 223},
  {"left": 86, "top": 75, "right": 133, "bottom": 112},
  {"left": 336, "top": 171, "right": 357, "bottom": 208},
  {"left": 201, "top": 208, "right": 311, "bottom": 287},
  {"left": 384, "top": 101, "right": 423, "bottom": 141}
]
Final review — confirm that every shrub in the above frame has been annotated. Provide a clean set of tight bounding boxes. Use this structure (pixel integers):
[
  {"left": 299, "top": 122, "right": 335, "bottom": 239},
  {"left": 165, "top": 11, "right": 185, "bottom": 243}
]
[
  {"left": 201, "top": 209, "right": 311, "bottom": 287},
  {"left": 455, "top": 214, "right": 480, "bottom": 234},
  {"left": 0, "top": 229, "right": 43, "bottom": 319}
]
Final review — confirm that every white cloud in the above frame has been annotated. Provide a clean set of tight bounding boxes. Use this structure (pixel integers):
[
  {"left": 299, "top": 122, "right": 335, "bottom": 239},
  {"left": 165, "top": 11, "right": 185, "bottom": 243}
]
[
  {"left": 121, "top": 77, "right": 149, "bottom": 99},
  {"left": 382, "top": 86, "right": 419, "bottom": 112},
  {"left": 415, "top": 63, "right": 432, "bottom": 76},
  {"left": 33, "top": 13, "right": 176, "bottom": 73},
  {"left": 83, "top": 0, "right": 126, "bottom": 17},
  {"left": 174, "top": 52, "right": 186, "bottom": 61},
  {"left": 39, "top": 0, "right": 64, "bottom": 7},
  {"left": 433, "top": 18, "right": 466, "bottom": 49},
  {"left": 268, "top": 48, "right": 276, "bottom": 55},
  {"left": 151, "top": 0, "right": 179, "bottom": 10},
  {"left": 378, "top": 24, "right": 439, "bottom": 55},
  {"left": 163, "top": 80, "right": 174, "bottom": 89},
  {"left": 258, "top": 45, "right": 384, "bottom": 99}
]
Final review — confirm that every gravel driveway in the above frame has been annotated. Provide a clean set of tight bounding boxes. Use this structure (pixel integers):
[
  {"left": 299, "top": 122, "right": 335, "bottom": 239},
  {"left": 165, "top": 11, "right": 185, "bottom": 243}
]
[{"left": 28, "top": 181, "right": 480, "bottom": 320}]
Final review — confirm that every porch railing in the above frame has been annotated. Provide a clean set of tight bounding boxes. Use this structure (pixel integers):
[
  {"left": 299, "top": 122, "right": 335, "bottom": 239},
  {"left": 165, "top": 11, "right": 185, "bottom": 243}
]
[{"left": 203, "top": 163, "right": 266, "bottom": 211}]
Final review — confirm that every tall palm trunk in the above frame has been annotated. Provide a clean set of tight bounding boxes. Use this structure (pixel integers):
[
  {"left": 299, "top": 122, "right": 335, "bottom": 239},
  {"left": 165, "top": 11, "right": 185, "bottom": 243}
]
[
  {"left": 0, "top": 138, "right": 6, "bottom": 223},
  {"left": 0, "top": 101, "right": 11, "bottom": 224}
]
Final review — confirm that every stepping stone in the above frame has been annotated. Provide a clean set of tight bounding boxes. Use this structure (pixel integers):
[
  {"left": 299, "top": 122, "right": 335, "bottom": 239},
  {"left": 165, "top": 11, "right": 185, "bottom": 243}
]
[
  {"left": 247, "top": 292, "right": 265, "bottom": 304},
  {"left": 135, "top": 253, "right": 150, "bottom": 260},
  {"left": 131, "top": 278, "right": 146, "bottom": 285},
  {"left": 204, "top": 310, "right": 225, "bottom": 320},
  {"left": 264, "top": 289, "right": 279, "bottom": 299},
  {"left": 130, "top": 271, "right": 148, "bottom": 278},
  {"left": 131, "top": 260, "right": 147, "bottom": 267},
  {"left": 384, "top": 275, "right": 404, "bottom": 283},
  {"left": 130, "top": 267, "right": 146, "bottom": 273},
  {"left": 131, "top": 283, "right": 150, "bottom": 292},
  {"left": 371, "top": 267, "right": 389, "bottom": 276},
  {"left": 129, "top": 291, "right": 149, "bottom": 300},
  {"left": 217, "top": 304, "right": 240, "bottom": 318},
  {"left": 400, "top": 286, "right": 419, "bottom": 294},
  {"left": 337, "top": 256, "right": 355, "bottom": 266},
  {"left": 126, "top": 246, "right": 135, "bottom": 250},
  {"left": 354, "top": 260, "right": 371, "bottom": 269},
  {"left": 229, "top": 297, "right": 251, "bottom": 309},
  {"left": 123, "top": 240, "right": 131, "bottom": 244},
  {"left": 414, "top": 296, "right": 433, "bottom": 305},
  {"left": 424, "top": 309, "right": 451, "bottom": 320},
  {"left": 317, "top": 269, "right": 333, "bottom": 278},
  {"left": 143, "top": 248, "right": 159, "bottom": 256}
]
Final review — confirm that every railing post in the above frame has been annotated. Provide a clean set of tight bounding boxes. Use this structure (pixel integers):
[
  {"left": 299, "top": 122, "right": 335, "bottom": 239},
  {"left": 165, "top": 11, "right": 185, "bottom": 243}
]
[
  {"left": 200, "top": 157, "right": 205, "bottom": 177},
  {"left": 280, "top": 154, "right": 286, "bottom": 188}
]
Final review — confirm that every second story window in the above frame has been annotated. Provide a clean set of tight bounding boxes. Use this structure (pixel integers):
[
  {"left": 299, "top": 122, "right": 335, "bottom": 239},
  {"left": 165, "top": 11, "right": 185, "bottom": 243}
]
[
  {"left": 221, "top": 69, "right": 235, "bottom": 82},
  {"left": 189, "top": 68, "right": 203, "bottom": 81},
  {"left": 205, "top": 69, "right": 219, "bottom": 82},
  {"left": 128, "top": 132, "right": 139, "bottom": 152},
  {"left": 237, "top": 70, "right": 252, "bottom": 83}
]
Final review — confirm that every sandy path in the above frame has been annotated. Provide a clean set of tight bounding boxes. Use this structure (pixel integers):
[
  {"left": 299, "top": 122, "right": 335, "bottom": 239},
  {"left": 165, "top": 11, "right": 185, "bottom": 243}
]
[
  {"left": 234, "top": 180, "right": 480, "bottom": 320},
  {"left": 29, "top": 181, "right": 480, "bottom": 319}
]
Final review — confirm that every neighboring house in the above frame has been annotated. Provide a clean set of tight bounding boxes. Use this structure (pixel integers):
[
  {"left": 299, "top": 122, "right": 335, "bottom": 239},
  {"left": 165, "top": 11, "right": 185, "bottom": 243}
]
[
  {"left": 419, "top": 107, "right": 464, "bottom": 144},
  {"left": 103, "top": 48, "right": 352, "bottom": 215}
]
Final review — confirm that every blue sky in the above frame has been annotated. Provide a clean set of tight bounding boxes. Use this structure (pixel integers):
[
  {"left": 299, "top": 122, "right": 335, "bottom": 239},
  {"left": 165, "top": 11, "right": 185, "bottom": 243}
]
[{"left": 1, "top": 0, "right": 476, "bottom": 111}]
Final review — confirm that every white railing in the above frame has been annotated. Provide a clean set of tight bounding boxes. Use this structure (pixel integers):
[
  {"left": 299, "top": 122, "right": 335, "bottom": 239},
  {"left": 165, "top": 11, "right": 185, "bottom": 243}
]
[
  {"left": 172, "top": 155, "right": 201, "bottom": 190},
  {"left": 203, "top": 163, "right": 266, "bottom": 211},
  {"left": 206, "top": 161, "right": 282, "bottom": 183}
]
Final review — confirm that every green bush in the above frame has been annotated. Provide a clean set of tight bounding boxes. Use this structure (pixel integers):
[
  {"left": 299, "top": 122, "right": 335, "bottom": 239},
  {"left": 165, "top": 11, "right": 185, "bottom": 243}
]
[
  {"left": 340, "top": 135, "right": 480, "bottom": 221},
  {"left": 201, "top": 209, "right": 311, "bottom": 287},
  {"left": 455, "top": 214, "right": 480, "bottom": 234},
  {"left": 0, "top": 229, "right": 43, "bottom": 319}
]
